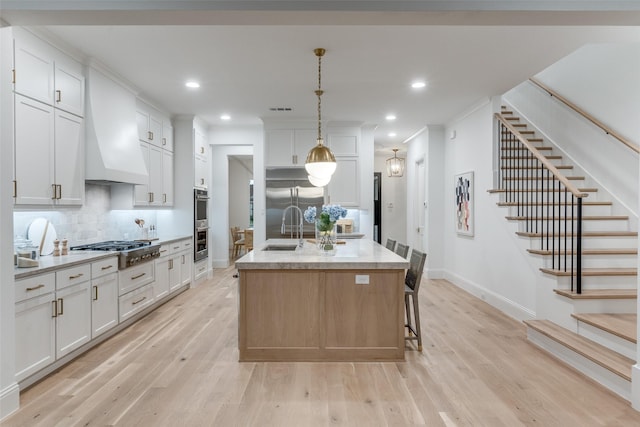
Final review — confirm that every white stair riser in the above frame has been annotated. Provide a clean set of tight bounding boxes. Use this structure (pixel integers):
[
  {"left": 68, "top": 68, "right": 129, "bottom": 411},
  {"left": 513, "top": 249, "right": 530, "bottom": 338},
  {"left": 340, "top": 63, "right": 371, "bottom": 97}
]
[
  {"left": 539, "top": 254, "right": 636, "bottom": 270},
  {"left": 571, "top": 299, "right": 637, "bottom": 315},
  {"left": 575, "top": 320, "right": 636, "bottom": 360},
  {"left": 505, "top": 205, "right": 613, "bottom": 217},
  {"left": 554, "top": 275, "right": 637, "bottom": 290},
  {"left": 514, "top": 220, "right": 629, "bottom": 233},
  {"left": 526, "top": 328, "right": 631, "bottom": 401},
  {"left": 526, "top": 236, "right": 637, "bottom": 250}
]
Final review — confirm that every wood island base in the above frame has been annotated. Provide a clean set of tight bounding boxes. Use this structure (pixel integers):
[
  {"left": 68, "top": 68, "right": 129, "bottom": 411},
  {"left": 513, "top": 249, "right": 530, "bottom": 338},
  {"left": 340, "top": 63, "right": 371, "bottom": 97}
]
[{"left": 238, "top": 268, "right": 405, "bottom": 362}]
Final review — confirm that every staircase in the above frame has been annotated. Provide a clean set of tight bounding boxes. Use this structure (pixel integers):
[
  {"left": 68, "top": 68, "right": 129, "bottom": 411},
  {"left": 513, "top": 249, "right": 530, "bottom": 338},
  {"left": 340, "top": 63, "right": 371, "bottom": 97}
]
[{"left": 491, "top": 106, "right": 638, "bottom": 400}]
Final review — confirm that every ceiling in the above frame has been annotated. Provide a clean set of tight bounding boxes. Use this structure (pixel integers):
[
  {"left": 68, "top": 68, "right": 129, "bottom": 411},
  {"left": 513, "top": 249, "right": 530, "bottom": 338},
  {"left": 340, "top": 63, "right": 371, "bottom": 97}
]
[{"left": 2, "top": 2, "right": 640, "bottom": 154}]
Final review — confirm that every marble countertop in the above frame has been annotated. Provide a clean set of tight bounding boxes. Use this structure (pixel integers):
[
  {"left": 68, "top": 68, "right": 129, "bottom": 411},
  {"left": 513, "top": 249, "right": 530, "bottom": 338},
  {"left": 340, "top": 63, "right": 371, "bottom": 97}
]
[
  {"left": 235, "top": 239, "right": 409, "bottom": 270},
  {"left": 14, "top": 234, "right": 192, "bottom": 279}
]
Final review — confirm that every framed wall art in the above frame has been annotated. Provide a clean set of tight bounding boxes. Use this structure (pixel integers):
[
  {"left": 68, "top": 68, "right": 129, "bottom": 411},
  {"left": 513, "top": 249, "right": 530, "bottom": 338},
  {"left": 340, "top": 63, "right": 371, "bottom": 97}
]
[{"left": 455, "top": 171, "right": 474, "bottom": 236}]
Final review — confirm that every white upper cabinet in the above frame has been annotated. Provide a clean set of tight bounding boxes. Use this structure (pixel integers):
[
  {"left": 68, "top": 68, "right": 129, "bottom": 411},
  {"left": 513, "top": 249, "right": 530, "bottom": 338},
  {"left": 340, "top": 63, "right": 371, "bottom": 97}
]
[
  {"left": 328, "top": 158, "right": 359, "bottom": 207},
  {"left": 53, "top": 109, "right": 84, "bottom": 205},
  {"left": 137, "top": 108, "right": 163, "bottom": 147},
  {"left": 13, "top": 30, "right": 84, "bottom": 117},
  {"left": 265, "top": 129, "right": 316, "bottom": 167},
  {"left": 162, "top": 121, "right": 174, "bottom": 152},
  {"left": 194, "top": 127, "right": 208, "bottom": 189}
]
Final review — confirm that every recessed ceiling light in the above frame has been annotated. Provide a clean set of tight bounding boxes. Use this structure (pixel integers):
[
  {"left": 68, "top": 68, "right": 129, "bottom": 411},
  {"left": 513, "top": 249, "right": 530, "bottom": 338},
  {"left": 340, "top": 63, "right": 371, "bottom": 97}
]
[
  {"left": 185, "top": 81, "right": 200, "bottom": 88},
  {"left": 388, "top": 132, "right": 397, "bottom": 137},
  {"left": 411, "top": 81, "right": 426, "bottom": 89},
  {"left": 220, "top": 114, "right": 231, "bottom": 121},
  {"left": 386, "top": 115, "right": 396, "bottom": 121}
]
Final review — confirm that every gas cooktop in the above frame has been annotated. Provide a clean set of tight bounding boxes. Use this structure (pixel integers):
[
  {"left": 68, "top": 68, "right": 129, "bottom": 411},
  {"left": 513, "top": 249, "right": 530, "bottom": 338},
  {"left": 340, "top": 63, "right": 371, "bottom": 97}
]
[
  {"left": 70, "top": 240, "right": 152, "bottom": 251},
  {"left": 71, "top": 240, "right": 161, "bottom": 269}
]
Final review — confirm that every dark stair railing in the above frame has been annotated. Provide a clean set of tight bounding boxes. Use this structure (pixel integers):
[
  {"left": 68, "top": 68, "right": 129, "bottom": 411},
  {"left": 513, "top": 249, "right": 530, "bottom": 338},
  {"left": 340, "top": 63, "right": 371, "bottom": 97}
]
[{"left": 496, "top": 113, "right": 587, "bottom": 293}]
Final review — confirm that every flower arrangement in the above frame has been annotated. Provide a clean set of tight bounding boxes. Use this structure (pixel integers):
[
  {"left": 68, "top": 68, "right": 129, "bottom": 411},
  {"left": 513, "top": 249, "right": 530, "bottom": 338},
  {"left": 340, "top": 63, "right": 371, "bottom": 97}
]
[{"left": 303, "top": 204, "right": 347, "bottom": 252}]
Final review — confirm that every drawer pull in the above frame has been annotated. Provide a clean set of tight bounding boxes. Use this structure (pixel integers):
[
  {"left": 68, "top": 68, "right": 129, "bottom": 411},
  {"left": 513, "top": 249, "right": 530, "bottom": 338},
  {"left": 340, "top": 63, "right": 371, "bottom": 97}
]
[
  {"left": 52, "top": 300, "right": 58, "bottom": 318},
  {"left": 101, "top": 265, "right": 113, "bottom": 271},
  {"left": 57, "top": 298, "right": 64, "bottom": 315},
  {"left": 69, "top": 273, "right": 84, "bottom": 280},
  {"left": 26, "top": 284, "right": 45, "bottom": 291},
  {"left": 132, "top": 296, "right": 147, "bottom": 305},
  {"left": 93, "top": 285, "right": 98, "bottom": 301},
  {"left": 160, "top": 249, "right": 168, "bottom": 253},
  {"left": 131, "top": 272, "right": 146, "bottom": 280}
]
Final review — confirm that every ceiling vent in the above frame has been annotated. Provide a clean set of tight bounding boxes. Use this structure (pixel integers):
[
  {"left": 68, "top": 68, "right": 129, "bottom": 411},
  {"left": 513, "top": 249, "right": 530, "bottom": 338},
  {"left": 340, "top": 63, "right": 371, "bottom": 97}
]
[{"left": 269, "top": 107, "right": 293, "bottom": 112}]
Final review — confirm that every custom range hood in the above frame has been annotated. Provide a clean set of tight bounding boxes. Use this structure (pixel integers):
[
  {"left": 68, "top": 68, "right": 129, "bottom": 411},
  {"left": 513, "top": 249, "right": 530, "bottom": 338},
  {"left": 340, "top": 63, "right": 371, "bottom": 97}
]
[{"left": 85, "top": 67, "right": 148, "bottom": 185}]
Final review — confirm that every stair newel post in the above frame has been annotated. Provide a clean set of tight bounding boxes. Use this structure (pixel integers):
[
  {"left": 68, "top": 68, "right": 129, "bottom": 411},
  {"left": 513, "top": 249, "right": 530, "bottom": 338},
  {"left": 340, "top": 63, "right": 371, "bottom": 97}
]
[{"left": 576, "top": 197, "right": 583, "bottom": 294}]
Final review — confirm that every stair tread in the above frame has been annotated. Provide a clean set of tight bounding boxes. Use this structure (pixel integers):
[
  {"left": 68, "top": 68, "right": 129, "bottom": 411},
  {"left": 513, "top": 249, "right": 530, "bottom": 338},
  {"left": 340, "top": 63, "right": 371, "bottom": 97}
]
[
  {"left": 554, "top": 288, "right": 637, "bottom": 300},
  {"left": 524, "top": 319, "right": 634, "bottom": 381},
  {"left": 501, "top": 146, "right": 552, "bottom": 151},
  {"left": 571, "top": 313, "right": 637, "bottom": 344},
  {"left": 489, "top": 187, "right": 598, "bottom": 193},
  {"left": 540, "top": 267, "right": 637, "bottom": 277},
  {"left": 501, "top": 165, "right": 573, "bottom": 170},
  {"left": 501, "top": 155, "right": 562, "bottom": 159},
  {"left": 502, "top": 176, "right": 584, "bottom": 181},
  {"left": 530, "top": 248, "right": 637, "bottom": 256}
]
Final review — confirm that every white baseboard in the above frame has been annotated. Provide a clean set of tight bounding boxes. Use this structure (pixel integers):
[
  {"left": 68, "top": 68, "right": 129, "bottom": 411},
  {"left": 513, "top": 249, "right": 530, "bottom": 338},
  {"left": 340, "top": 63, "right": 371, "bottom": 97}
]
[
  {"left": 0, "top": 382, "right": 19, "bottom": 422},
  {"left": 426, "top": 268, "right": 444, "bottom": 279},
  {"left": 632, "top": 364, "right": 640, "bottom": 410},
  {"left": 212, "top": 258, "right": 229, "bottom": 268},
  {"left": 443, "top": 270, "right": 535, "bottom": 322}
]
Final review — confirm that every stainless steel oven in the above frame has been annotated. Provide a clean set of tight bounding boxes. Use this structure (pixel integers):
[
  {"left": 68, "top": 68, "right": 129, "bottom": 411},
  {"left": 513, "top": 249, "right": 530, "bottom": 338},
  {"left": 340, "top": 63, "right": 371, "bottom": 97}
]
[{"left": 194, "top": 188, "right": 209, "bottom": 261}]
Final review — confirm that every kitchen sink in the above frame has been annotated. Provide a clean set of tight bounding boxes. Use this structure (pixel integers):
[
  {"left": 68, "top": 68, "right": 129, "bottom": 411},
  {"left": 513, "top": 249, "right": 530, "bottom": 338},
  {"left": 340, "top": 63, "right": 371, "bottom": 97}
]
[{"left": 262, "top": 244, "right": 298, "bottom": 251}]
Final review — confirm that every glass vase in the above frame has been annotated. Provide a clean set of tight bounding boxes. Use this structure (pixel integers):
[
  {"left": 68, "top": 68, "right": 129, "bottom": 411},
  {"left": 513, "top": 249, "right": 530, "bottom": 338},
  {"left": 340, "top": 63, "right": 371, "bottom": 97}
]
[{"left": 315, "top": 221, "right": 337, "bottom": 255}]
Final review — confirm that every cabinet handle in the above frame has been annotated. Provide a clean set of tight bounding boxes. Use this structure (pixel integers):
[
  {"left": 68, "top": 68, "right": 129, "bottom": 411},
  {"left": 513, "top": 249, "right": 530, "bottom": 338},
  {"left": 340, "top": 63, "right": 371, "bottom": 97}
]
[
  {"left": 52, "top": 300, "right": 58, "bottom": 318},
  {"left": 132, "top": 296, "right": 147, "bottom": 305},
  {"left": 131, "top": 272, "right": 146, "bottom": 280},
  {"left": 13, "top": 180, "right": 16, "bottom": 198},
  {"left": 93, "top": 285, "right": 98, "bottom": 301},
  {"left": 163, "top": 193, "right": 167, "bottom": 203},
  {"left": 57, "top": 298, "right": 64, "bottom": 315},
  {"left": 162, "top": 137, "right": 166, "bottom": 146},
  {"left": 26, "top": 284, "right": 45, "bottom": 291},
  {"left": 12, "top": 69, "right": 16, "bottom": 84},
  {"left": 200, "top": 178, "right": 204, "bottom": 185},
  {"left": 182, "top": 254, "right": 185, "bottom": 264},
  {"left": 57, "top": 184, "right": 62, "bottom": 200},
  {"left": 169, "top": 259, "right": 173, "bottom": 270},
  {"left": 148, "top": 192, "right": 153, "bottom": 203},
  {"left": 292, "top": 154, "right": 297, "bottom": 164},
  {"left": 101, "top": 265, "right": 113, "bottom": 271},
  {"left": 69, "top": 273, "right": 84, "bottom": 279},
  {"left": 148, "top": 131, "right": 153, "bottom": 141},
  {"left": 56, "top": 90, "right": 62, "bottom": 103},
  {"left": 52, "top": 184, "right": 57, "bottom": 200}
]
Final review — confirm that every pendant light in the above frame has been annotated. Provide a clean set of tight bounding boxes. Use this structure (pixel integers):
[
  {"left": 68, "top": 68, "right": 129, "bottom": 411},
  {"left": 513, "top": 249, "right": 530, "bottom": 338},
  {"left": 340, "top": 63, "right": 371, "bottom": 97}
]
[
  {"left": 386, "top": 148, "right": 405, "bottom": 177},
  {"left": 305, "top": 48, "right": 336, "bottom": 186}
]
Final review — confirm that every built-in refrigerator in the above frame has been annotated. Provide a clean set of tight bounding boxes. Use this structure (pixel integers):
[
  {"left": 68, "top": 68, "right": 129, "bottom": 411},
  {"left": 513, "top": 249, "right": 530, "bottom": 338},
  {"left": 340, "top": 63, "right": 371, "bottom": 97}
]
[{"left": 265, "top": 168, "right": 325, "bottom": 240}]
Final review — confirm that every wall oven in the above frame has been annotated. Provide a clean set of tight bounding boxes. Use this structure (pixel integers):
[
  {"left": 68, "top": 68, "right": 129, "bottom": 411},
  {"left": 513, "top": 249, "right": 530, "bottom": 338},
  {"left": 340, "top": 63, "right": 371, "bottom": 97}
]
[{"left": 194, "top": 188, "right": 209, "bottom": 261}]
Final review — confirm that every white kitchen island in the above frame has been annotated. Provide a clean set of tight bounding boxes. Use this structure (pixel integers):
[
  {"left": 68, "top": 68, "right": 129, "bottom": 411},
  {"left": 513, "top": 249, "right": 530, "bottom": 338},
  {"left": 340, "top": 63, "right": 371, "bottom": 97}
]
[{"left": 235, "top": 239, "right": 409, "bottom": 362}]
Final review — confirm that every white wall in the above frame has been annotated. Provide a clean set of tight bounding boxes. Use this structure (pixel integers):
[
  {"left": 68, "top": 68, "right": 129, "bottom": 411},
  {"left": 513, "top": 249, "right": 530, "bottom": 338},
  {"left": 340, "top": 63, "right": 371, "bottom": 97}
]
[
  {"left": 208, "top": 125, "right": 262, "bottom": 267},
  {"left": 504, "top": 43, "right": 640, "bottom": 216},
  {"left": 374, "top": 152, "right": 407, "bottom": 246},
  {"left": 441, "top": 100, "right": 538, "bottom": 320}
]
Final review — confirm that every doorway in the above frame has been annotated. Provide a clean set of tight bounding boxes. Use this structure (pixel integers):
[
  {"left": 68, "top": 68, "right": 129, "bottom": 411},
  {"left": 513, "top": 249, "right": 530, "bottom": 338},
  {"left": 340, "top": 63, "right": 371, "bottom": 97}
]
[
  {"left": 373, "top": 172, "right": 382, "bottom": 243},
  {"left": 228, "top": 155, "right": 253, "bottom": 259},
  {"left": 413, "top": 158, "right": 426, "bottom": 251}
]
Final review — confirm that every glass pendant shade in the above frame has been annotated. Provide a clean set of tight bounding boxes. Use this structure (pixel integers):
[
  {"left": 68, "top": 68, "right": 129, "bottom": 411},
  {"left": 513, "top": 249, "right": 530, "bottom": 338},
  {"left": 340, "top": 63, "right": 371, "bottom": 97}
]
[
  {"left": 386, "top": 149, "right": 405, "bottom": 177},
  {"left": 308, "top": 174, "right": 331, "bottom": 187}
]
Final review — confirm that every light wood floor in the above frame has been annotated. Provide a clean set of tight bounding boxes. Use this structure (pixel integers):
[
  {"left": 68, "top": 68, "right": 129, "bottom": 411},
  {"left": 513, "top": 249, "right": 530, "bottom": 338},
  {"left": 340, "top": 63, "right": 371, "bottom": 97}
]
[{"left": 5, "top": 266, "right": 640, "bottom": 426}]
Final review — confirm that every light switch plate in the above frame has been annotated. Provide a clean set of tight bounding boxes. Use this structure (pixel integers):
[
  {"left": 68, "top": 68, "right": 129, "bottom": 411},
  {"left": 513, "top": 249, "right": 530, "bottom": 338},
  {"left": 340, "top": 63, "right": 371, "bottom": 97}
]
[{"left": 355, "top": 275, "right": 369, "bottom": 285}]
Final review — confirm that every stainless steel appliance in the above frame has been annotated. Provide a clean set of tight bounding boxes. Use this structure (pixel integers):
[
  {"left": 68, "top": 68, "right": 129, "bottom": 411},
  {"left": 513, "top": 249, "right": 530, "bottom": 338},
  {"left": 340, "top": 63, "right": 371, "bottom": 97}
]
[
  {"left": 265, "top": 168, "right": 325, "bottom": 240},
  {"left": 70, "top": 240, "right": 161, "bottom": 269},
  {"left": 194, "top": 188, "right": 209, "bottom": 261}
]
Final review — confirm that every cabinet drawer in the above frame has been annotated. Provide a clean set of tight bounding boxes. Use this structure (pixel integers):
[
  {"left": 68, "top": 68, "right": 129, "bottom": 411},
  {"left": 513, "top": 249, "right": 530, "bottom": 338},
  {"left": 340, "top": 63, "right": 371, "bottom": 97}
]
[
  {"left": 157, "top": 243, "right": 171, "bottom": 258},
  {"left": 119, "top": 284, "right": 154, "bottom": 322},
  {"left": 169, "top": 241, "right": 183, "bottom": 255},
  {"left": 91, "top": 256, "right": 118, "bottom": 279},
  {"left": 15, "top": 273, "right": 55, "bottom": 303},
  {"left": 180, "top": 239, "right": 193, "bottom": 252},
  {"left": 118, "top": 262, "right": 154, "bottom": 296},
  {"left": 56, "top": 264, "right": 90, "bottom": 290}
]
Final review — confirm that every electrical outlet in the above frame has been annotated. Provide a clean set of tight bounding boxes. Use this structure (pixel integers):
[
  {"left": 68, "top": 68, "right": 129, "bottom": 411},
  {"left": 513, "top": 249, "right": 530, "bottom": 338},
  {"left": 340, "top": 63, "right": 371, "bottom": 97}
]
[{"left": 355, "top": 275, "right": 369, "bottom": 285}]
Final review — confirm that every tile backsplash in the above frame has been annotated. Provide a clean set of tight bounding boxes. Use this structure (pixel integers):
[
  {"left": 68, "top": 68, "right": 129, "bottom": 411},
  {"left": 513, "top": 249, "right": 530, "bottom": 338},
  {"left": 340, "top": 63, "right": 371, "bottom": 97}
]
[{"left": 13, "top": 184, "right": 160, "bottom": 247}]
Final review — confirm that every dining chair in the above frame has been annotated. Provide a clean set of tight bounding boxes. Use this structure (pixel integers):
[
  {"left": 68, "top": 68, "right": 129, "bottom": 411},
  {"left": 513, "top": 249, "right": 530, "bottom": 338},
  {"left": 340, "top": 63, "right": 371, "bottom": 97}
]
[
  {"left": 394, "top": 242, "right": 409, "bottom": 259},
  {"left": 230, "top": 227, "right": 244, "bottom": 258},
  {"left": 404, "top": 249, "right": 427, "bottom": 351},
  {"left": 385, "top": 238, "right": 396, "bottom": 252},
  {"left": 243, "top": 229, "right": 254, "bottom": 253}
]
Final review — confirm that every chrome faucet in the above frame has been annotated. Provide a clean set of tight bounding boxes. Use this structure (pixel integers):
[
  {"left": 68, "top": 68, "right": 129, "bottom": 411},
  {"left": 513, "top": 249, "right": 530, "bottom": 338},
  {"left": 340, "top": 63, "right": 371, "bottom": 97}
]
[{"left": 281, "top": 205, "right": 304, "bottom": 247}]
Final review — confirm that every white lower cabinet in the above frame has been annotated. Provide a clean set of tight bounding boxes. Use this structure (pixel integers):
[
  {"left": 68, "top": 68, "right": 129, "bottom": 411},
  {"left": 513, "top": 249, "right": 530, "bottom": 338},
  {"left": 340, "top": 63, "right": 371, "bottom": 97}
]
[
  {"left": 154, "top": 251, "right": 171, "bottom": 301},
  {"left": 15, "top": 284, "right": 56, "bottom": 382},
  {"left": 119, "top": 284, "right": 154, "bottom": 322},
  {"left": 180, "top": 251, "right": 192, "bottom": 287},
  {"left": 194, "top": 259, "right": 208, "bottom": 281},
  {"left": 55, "top": 281, "right": 91, "bottom": 359},
  {"left": 91, "top": 272, "right": 118, "bottom": 339}
]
